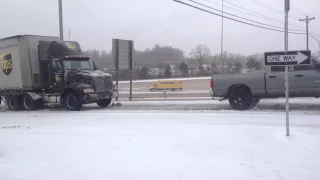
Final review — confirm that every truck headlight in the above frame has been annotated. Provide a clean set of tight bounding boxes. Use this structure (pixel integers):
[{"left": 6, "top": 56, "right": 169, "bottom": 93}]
[{"left": 83, "top": 88, "right": 94, "bottom": 93}]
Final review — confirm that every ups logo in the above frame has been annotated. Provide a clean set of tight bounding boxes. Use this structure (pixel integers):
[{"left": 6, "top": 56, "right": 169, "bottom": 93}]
[{"left": 0, "top": 53, "right": 12, "bottom": 75}]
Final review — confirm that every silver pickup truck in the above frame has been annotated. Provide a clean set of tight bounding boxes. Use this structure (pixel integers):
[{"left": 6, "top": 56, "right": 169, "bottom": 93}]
[{"left": 210, "top": 60, "right": 320, "bottom": 110}]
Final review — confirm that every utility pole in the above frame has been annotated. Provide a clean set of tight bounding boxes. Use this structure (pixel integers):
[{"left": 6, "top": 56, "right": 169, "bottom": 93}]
[
  {"left": 220, "top": 0, "right": 224, "bottom": 74},
  {"left": 299, "top": 16, "right": 315, "bottom": 50},
  {"left": 284, "top": 0, "right": 290, "bottom": 136},
  {"left": 58, "top": 0, "right": 64, "bottom": 40}
]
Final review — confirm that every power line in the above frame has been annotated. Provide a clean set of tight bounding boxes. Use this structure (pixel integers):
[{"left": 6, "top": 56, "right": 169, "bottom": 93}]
[
  {"left": 251, "top": 0, "right": 282, "bottom": 14},
  {"left": 251, "top": 0, "right": 301, "bottom": 20},
  {"left": 310, "top": 25, "right": 320, "bottom": 35},
  {"left": 188, "top": 0, "right": 303, "bottom": 32},
  {"left": 222, "top": 0, "right": 282, "bottom": 23},
  {"left": 309, "top": 29, "right": 320, "bottom": 39},
  {"left": 201, "top": 0, "right": 304, "bottom": 30},
  {"left": 309, "top": 33, "right": 320, "bottom": 43},
  {"left": 173, "top": 0, "right": 304, "bottom": 34},
  {"left": 274, "top": 0, "right": 314, "bottom": 17},
  {"left": 202, "top": 0, "right": 283, "bottom": 24}
]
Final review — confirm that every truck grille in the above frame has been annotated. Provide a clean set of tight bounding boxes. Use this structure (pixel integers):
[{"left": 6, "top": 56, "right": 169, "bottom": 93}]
[{"left": 94, "top": 76, "right": 113, "bottom": 92}]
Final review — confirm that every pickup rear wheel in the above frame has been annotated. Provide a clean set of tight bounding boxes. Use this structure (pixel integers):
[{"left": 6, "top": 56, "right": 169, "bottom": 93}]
[{"left": 229, "top": 87, "right": 253, "bottom": 110}]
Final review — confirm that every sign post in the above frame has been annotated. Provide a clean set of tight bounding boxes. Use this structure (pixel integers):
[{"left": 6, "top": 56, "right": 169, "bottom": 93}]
[
  {"left": 128, "top": 41, "right": 133, "bottom": 101},
  {"left": 284, "top": 0, "right": 290, "bottom": 136},
  {"left": 112, "top": 39, "right": 134, "bottom": 101},
  {"left": 264, "top": 50, "right": 311, "bottom": 136}
]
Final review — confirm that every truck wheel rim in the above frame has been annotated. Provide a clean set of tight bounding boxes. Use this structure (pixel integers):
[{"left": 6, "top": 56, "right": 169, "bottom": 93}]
[
  {"left": 8, "top": 98, "right": 15, "bottom": 108},
  {"left": 67, "top": 96, "right": 77, "bottom": 108},
  {"left": 24, "top": 96, "right": 32, "bottom": 109}
]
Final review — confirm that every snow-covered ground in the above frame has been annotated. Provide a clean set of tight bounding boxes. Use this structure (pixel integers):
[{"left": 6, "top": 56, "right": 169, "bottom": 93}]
[{"left": 1, "top": 108, "right": 320, "bottom": 180}]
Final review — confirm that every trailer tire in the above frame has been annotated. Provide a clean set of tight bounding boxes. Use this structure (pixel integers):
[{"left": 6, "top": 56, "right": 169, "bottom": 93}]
[
  {"left": 64, "top": 92, "right": 82, "bottom": 111},
  {"left": 228, "top": 87, "right": 253, "bottom": 110},
  {"left": 22, "top": 95, "right": 37, "bottom": 110},
  {"left": 7, "top": 96, "right": 22, "bottom": 111},
  {"left": 97, "top": 98, "right": 112, "bottom": 108}
]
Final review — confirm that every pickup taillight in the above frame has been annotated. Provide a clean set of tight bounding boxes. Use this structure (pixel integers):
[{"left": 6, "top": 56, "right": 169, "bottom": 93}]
[{"left": 210, "top": 79, "right": 214, "bottom": 88}]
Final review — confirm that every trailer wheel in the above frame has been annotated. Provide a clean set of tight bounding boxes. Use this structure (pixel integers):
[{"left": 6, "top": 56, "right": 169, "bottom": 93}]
[
  {"left": 22, "top": 95, "right": 36, "bottom": 110},
  {"left": 228, "top": 87, "right": 253, "bottom": 110},
  {"left": 64, "top": 92, "right": 82, "bottom": 111},
  {"left": 97, "top": 98, "right": 112, "bottom": 108},
  {"left": 7, "top": 96, "right": 22, "bottom": 111}
]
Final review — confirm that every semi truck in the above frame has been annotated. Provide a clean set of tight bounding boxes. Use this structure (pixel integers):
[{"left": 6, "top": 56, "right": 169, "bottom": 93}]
[
  {"left": 210, "top": 59, "right": 320, "bottom": 110},
  {"left": 0, "top": 35, "right": 118, "bottom": 111}
]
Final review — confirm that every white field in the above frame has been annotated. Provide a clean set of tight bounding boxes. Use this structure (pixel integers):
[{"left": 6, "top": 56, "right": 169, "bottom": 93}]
[{"left": 1, "top": 107, "right": 320, "bottom": 180}]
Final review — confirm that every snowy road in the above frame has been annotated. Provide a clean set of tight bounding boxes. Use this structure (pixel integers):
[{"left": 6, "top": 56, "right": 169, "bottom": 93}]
[{"left": 1, "top": 108, "right": 320, "bottom": 180}]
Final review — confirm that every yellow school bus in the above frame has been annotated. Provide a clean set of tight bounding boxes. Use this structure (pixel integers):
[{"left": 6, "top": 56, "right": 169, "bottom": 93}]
[{"left": 149, "top": 80, "right": 183, "bottom": 91}]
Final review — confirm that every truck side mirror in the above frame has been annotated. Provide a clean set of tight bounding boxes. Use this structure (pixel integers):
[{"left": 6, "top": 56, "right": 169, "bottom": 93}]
[{"left": 92, "top": 60, "right": 97, "bottom": 70}]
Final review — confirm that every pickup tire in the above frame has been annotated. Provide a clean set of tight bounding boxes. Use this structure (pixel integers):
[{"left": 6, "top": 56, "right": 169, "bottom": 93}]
[
  {"left": 97, "top": 98, "right": 112, "bottom": 108},
  {"left": 228, "top": 87, "right": 253, "bottom": 110},
  {"left": 64, "top": 92, "right": 82, "bottom": 111}
]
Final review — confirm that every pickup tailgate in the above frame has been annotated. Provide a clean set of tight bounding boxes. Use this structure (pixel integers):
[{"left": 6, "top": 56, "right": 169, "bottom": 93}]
[{"left": 211, "top": 71, "right": 266, "bottom": 98}]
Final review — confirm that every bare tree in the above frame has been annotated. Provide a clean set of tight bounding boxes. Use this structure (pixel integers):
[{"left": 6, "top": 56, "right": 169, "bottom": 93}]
[
  {"left": 189, "top": 44, "right": 211, "bottom": 74},
  {"left": 179, "top": 62, "right": 189, "bottom": 77}
]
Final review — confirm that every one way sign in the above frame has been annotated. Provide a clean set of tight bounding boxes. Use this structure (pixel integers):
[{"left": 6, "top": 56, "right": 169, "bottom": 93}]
[{"left": 264, "top": 50, "right": 311, "bottom": 66}]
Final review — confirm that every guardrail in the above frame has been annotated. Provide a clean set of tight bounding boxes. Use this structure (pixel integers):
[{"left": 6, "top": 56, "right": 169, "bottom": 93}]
[{"left": 119, "top": 91, "right": 211, "bottom": 101}]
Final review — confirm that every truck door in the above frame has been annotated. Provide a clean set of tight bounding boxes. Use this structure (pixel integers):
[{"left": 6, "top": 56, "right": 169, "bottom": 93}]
[
  {"left": 293, "top": 64, "right": 320, "bottom": 97},
  {"left": 50, "top": 59, "right": 64, "bottom": 91},
  {"left": 266, "top": 66, "right": 294, "bottom": 97}
]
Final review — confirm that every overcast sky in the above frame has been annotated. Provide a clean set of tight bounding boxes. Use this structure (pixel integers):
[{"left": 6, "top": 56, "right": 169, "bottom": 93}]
[{"left": 1, "top": 0, "right": 319, "bottom": 55}]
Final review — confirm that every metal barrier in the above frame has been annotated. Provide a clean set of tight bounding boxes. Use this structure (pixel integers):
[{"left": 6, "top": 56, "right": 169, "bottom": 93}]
[{"left": 119, "top": 91, "right": 211, "bottom": 101}]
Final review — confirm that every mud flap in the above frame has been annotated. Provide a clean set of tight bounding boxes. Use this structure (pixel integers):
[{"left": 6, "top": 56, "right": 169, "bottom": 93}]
[{"left": 26, "top": 92, "right": 42, "bottom": 101}]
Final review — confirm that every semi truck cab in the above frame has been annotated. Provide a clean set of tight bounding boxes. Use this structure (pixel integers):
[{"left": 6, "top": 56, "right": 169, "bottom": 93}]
[{"left": 0, "top": 35, "right": 118, "bottom": 111}]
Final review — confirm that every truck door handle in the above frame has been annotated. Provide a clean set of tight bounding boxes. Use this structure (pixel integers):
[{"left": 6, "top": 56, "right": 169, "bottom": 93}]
[
  {"left": 269, "top": 76, "right": 276, "bottom": 78},
  {"left": 295, "top": 74, "right": 304, "bottom": 77}
]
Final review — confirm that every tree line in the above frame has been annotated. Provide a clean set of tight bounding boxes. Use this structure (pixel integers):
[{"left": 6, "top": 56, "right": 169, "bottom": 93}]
[{"left": 83, "top": 44, "right": 266, "bottom": 80}]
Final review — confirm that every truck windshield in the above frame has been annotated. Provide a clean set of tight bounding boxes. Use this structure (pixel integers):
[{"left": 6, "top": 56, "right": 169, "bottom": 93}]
[{"left": 63, "top": 60, "right": 93, "bottom": 70}]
